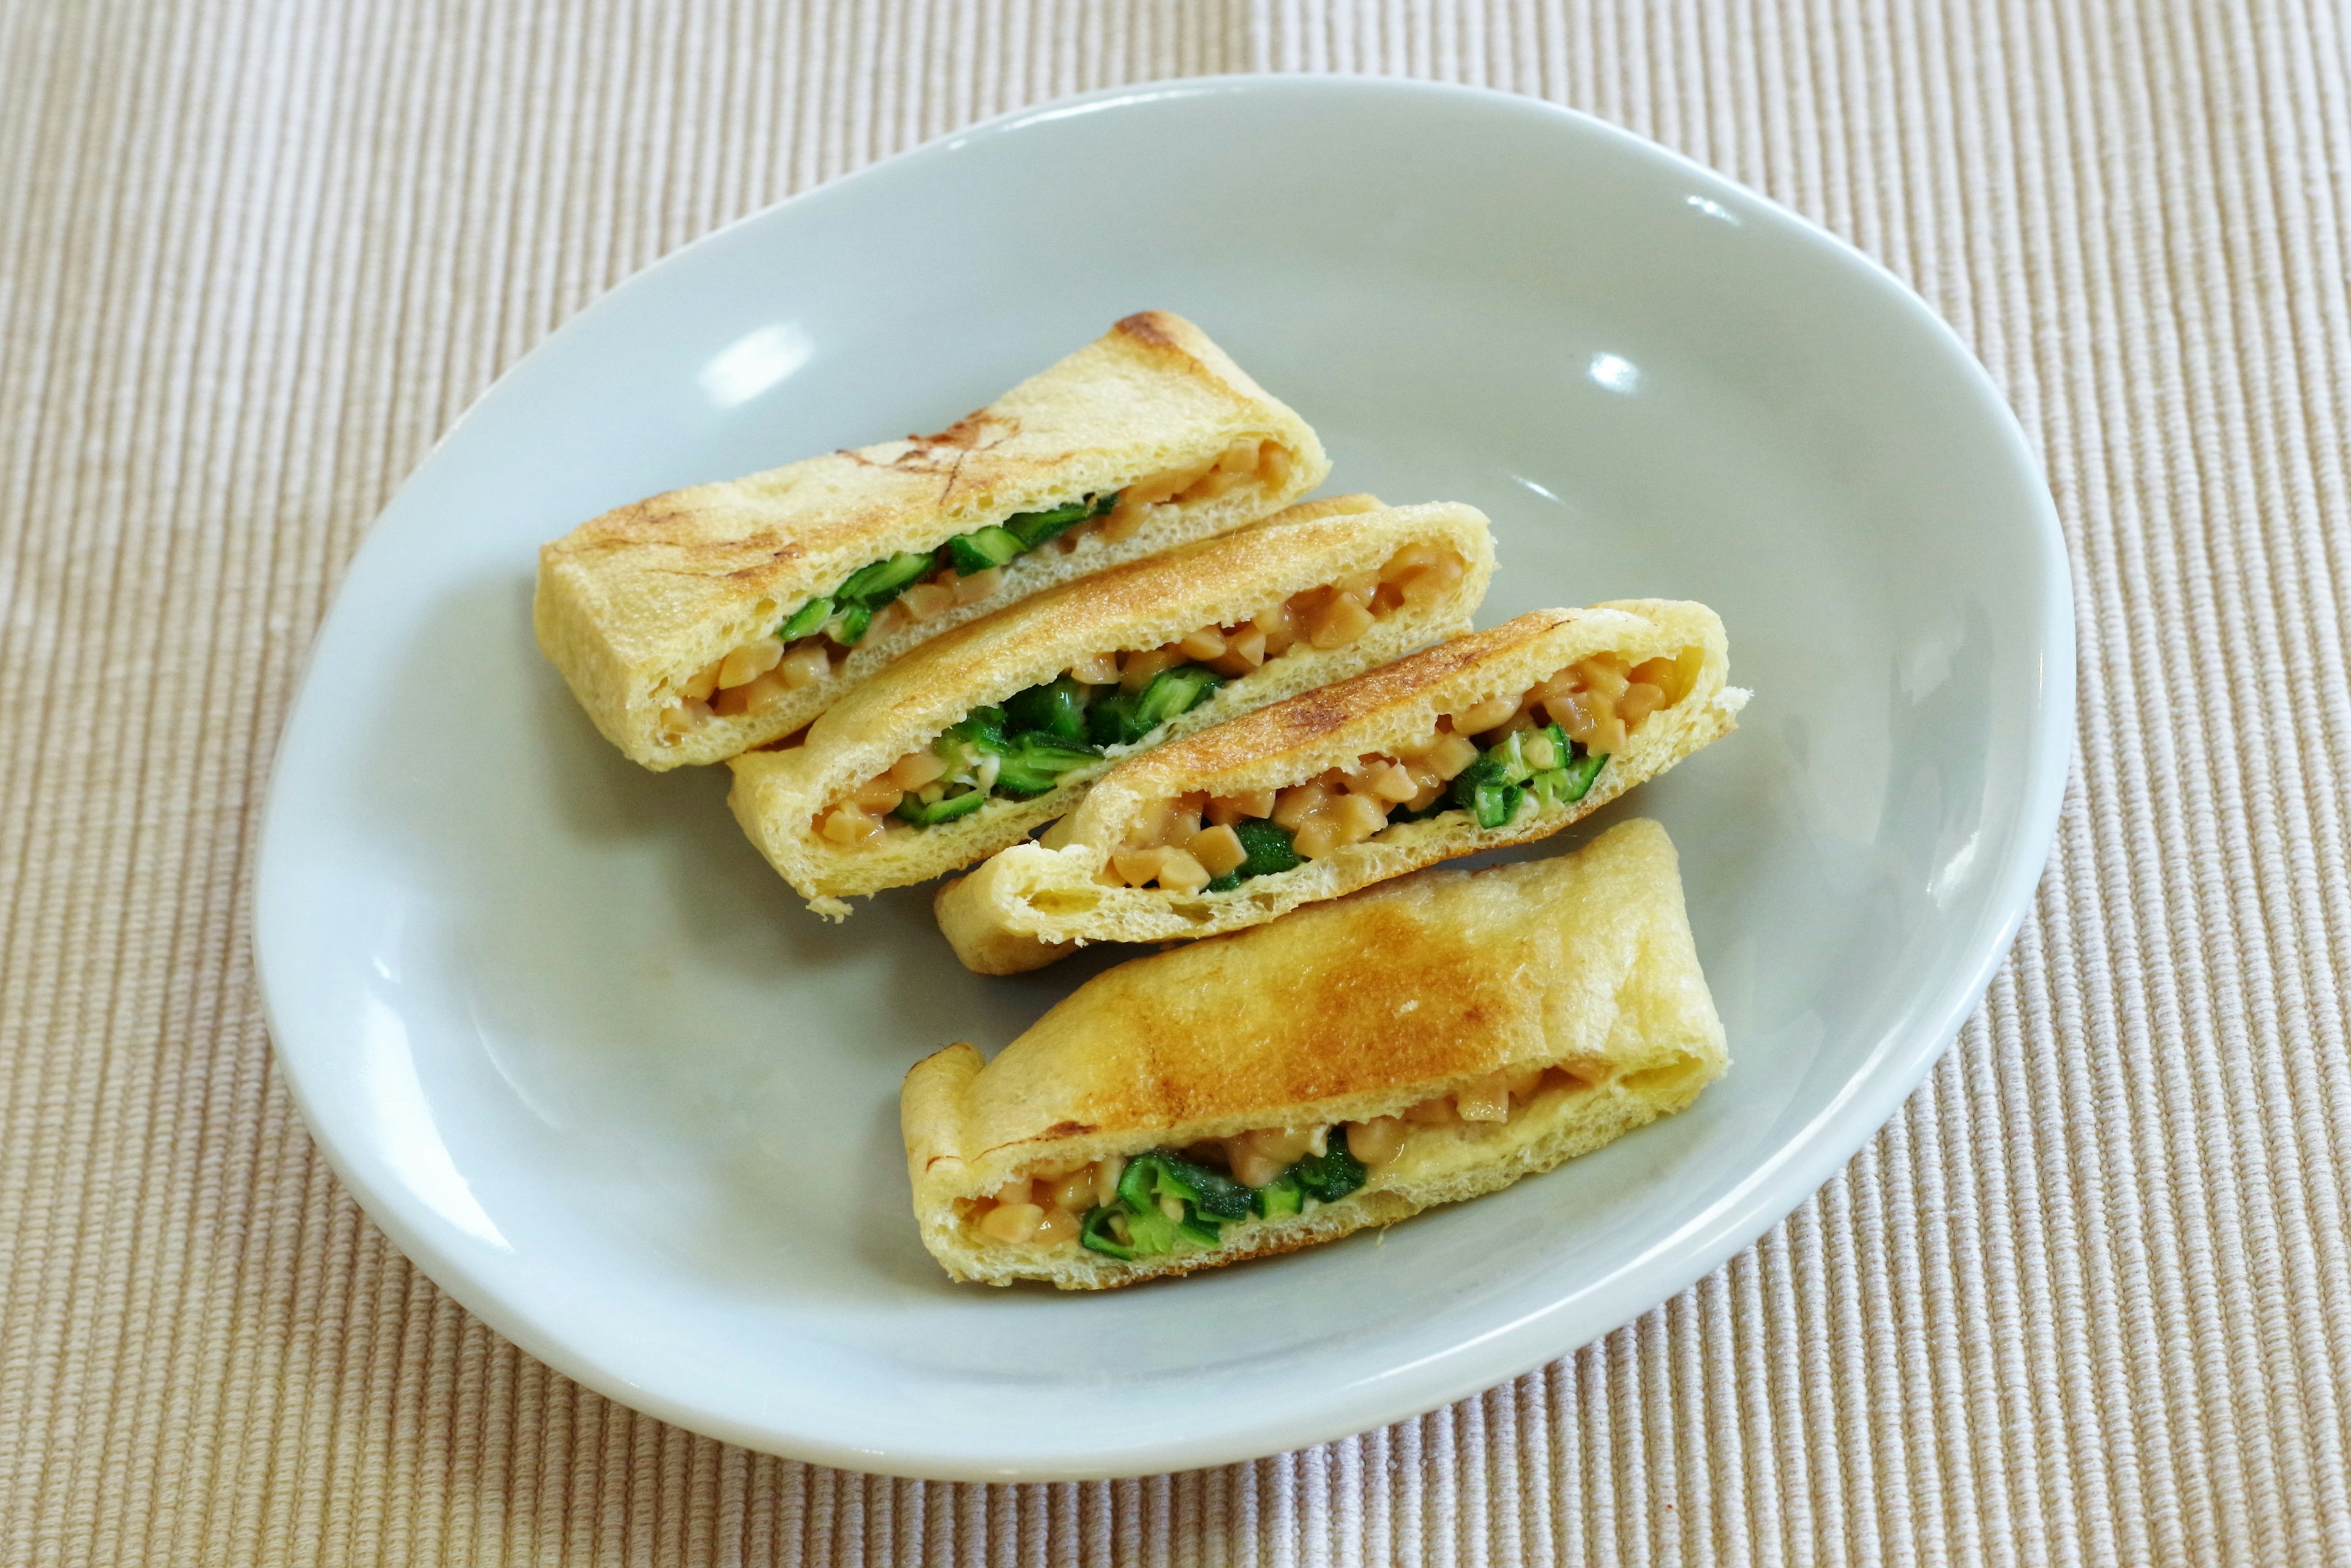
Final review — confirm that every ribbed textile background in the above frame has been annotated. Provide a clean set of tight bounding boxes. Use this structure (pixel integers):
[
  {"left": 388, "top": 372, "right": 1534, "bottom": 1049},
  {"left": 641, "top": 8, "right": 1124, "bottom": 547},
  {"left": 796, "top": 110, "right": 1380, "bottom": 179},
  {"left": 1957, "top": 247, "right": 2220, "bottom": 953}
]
[{"left": 2, "top": 1, "right": 2346, "bottom": 1562}]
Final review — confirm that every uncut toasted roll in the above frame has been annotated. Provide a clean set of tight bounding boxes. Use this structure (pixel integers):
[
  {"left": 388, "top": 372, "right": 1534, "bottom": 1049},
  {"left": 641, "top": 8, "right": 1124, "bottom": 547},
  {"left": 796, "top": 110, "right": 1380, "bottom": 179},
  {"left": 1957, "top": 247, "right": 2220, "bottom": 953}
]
[
  {"left": 727, "top": 497, "right": 1494, "bottom": 915},
  {"left": 535, "top": 311, "right": 1329, "bottom": 770},
  {"left": 903, "top": 819, "right": 1725, "bottom": 1289},
  {"left": 936, "top": 602, "right": 1747, "bottom": 973}
]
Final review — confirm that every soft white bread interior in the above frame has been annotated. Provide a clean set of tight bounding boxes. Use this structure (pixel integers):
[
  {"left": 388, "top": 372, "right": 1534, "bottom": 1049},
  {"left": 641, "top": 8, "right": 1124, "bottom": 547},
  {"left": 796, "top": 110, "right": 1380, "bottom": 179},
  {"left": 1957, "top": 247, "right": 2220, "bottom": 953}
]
[
  {"left": 902, "top": 819, "right": 1728, "bottom": 1289},
  {"left": 935, "top": 602, "right": 1745, "bottom": 973},
  {"left": 727, "top": 498, "right": 1495, "bottom": 914},
  {"left": 534, "top": 311, "right": 1330, "bottom": 770}
]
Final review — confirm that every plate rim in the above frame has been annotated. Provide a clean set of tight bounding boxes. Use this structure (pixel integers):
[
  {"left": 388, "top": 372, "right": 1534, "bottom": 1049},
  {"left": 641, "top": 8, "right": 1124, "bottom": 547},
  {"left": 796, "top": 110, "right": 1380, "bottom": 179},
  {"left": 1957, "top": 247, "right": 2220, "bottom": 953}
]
[{"left": 253, "top": 72, "right": 2076, "bottom": 1480}]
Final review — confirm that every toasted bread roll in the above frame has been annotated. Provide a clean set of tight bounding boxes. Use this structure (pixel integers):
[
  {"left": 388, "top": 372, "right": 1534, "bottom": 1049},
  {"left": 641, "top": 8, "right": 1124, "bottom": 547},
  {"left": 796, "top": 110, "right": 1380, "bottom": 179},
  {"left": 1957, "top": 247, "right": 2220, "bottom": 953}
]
[
  {"left": 536, "top": 311, "right": 1329, "bottom": 769},
  {"left": 726, "top": 498, "right": 1494, "bottom": 915},
  {"left": 904, "top": 819, "right": 1726, "bottom": 1289},
  {"left": 936, "top": 602, "right": 1746, "bottom": 972}
]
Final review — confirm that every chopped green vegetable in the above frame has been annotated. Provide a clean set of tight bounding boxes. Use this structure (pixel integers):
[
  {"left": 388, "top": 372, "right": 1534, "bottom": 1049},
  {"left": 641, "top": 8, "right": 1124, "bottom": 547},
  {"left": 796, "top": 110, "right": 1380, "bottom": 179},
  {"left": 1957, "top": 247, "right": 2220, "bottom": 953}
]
[
  {"left": 1450, "top": 753, "right": 1522, "bottom": 828},
  {"left": 1002, "top": 675, "right": 1093, "bottom": 746},
  {"left": 1069, "top": 1137, "right": 1364, "bottom": 1264},
  {"left": 1116, "top": 1152, "right": 1161, "bottom": 1214},
  {"left": 1093, "top": 1150, "right": 1257, "bottom": 1256},
  {"left": 992, "top": 733, "right": 1101, "bottom": 799},
  {"left": 1557, "top": 748, "right": 1606, "bottom": 801},
  {"left": 1130, "top": 665, "right": 1224, "bottom": 734},
  {"left": 1380, "top": 721, "right": 1609, "bottom": 826},
  {"left": 1120, "top": 1199, "right": 1179, "bottom": 1257},
  {"left": 941, "top": 705, "right": 1008, "bottom": 755},
  {"left": 1089, "top": 664, "right": 1223, "bottom": 748},
  {"left": 789, "top": 493, "right": 1114, "bottom": 646},
  {"left": 944, "top": 525, "right": 1026, "bottom": 575},
  {"left": 1108, "top": 1158, "right": 1182, "bottom": 1256},
  {"left": 1383, "top": 794, "right": 1455, "bottom": 827},
  {"left": 896, "top": 641, "right": 1221, "bottom": 833},
  {"left": 833, "top": 550, "right": 935, "bottom": 607},
  {"left": 1116, "top": 1151, "right": 1253, "bottom": 1222},
  {"left": 897, "top": 689, "right": 1107, "bottom": 829},
  {"left": 1488, "top": 729, "right": 1535, "bottom": 786},
  {"left": 1231, "top": 819, "right": 1301, "bottom": 877},
  {"left": 1001, "top": 498, "right": 1091, "bottom": 547},
  {"left": 1528, "top": 724, "right": 1605, "bottom": 807},
  {"left": 1150, "top": 1152, "right": 1255, "bottom": 1221},
  {"left": 782, "top": 544, "right": 931, "bottom": 645},
  {"left": 1252, "top": 1172, "right": 1305, "bottom": 1218},
  {"left": 1002, "top": 491, "right": 1117, "bottom": 550},
  {"left": 1085, "top": 689, "right": 1142, "bottom": 748},
  {"left": 1521, "top": 722, "right": 1571, "bottom": 774},
  {"left": 777, "top": 596, "right": 833, "bottom": 640},
  {"left": 1079, "top": 1206, "right": 1136, "bottom": 1260},
  {"left": 1474, "top": 779, "right": 1523, "bottom": 828},
  {"left": 1206, "top": 819, "right": 1303, "bottom": 891},
  {"left": 827, "top": 602, "right": 874, "bottom": 645},
  {"left": 1291, "top": 1135, "right": 1369, "bottom": 1203},
  {"left": 894, "top": 790, "right": 987, "bottom": 826}
]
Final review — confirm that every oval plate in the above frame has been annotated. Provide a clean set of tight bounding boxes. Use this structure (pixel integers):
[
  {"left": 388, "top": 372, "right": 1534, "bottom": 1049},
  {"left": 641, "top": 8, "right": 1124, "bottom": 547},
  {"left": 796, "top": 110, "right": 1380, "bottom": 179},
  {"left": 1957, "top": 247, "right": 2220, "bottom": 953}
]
[{"left": 255, "top": 77, "right": 2071, "bottom": 1480}]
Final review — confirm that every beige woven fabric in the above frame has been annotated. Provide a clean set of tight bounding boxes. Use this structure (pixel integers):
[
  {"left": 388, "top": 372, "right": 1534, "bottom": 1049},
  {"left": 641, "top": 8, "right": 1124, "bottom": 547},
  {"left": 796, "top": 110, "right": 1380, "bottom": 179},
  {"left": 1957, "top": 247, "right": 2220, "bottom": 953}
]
[{"left": 4, "top": 0, "right": 2347, "bottom": 1561}]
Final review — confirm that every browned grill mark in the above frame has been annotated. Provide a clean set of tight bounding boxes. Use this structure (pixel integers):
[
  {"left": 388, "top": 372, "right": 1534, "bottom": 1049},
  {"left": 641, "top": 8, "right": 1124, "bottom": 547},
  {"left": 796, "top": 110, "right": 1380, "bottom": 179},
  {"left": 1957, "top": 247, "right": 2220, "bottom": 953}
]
[{"left": 1115, "top": 310, "right": 1180, "bottom": 350}]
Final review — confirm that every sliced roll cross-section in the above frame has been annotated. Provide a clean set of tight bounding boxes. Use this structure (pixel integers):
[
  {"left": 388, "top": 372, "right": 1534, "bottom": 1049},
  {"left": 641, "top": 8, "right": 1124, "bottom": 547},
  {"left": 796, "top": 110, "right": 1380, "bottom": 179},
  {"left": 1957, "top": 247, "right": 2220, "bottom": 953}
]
[
  {"left": 726, "top": 497, "right": 1495, "bottom": 915},
  {"left": 934, "top": 601, "right": 1746, "bottom": 973},
  {"left": 901, "top": 820, "right": 1728, "bottom": 1289},
  {"left": 533, "top": 310, "right": 1330, "bottom": 769}
]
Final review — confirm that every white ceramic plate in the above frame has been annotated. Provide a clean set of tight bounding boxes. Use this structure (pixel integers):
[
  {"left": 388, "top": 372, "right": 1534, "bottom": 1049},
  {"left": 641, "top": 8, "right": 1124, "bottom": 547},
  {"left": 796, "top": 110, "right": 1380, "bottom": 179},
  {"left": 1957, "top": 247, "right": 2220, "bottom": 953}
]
[{"left": 255, "top": 77, "right": 2071, "bottom": 1480}]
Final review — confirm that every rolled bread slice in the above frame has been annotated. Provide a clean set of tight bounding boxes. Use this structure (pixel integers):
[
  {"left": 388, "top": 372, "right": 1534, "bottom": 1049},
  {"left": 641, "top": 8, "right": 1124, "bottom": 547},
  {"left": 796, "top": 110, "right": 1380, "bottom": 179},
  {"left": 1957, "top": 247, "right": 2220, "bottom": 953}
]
[
  {"left": 535, "top": 310, "right": 1329, "bottom": 770},
  {"left": 936, "top": 602, "right": 1747, "bottom": 973},
  {"left": 902, "top": 818, "right": 1727, "bottom": 1289},
  {"left": 727, "top": 497, "right": 1495, "bottom": 915}
]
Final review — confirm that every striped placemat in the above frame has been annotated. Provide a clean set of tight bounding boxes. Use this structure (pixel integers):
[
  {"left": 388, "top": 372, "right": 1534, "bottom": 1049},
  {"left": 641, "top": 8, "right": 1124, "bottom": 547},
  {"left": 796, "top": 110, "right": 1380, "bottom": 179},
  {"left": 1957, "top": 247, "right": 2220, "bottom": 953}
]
[{"left": 3, "top": 2, "right": 2345, "bottom": 1561}]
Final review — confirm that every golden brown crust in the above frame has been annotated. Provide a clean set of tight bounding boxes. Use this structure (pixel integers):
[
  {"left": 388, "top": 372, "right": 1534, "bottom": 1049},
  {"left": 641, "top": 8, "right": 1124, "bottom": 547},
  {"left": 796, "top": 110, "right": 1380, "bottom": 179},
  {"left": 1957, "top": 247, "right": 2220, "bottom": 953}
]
[
  {"left": 533, "top": 311, "right": 1330, "bottom": 769},
  {"left": 934, "top": 602, "right": 1747, "bottom": 972},
  {"left": 902, "top": 819, "right": 1728, "bottom": 1288},
  {"left": 726, "top": 500, "right": 1495, "bottom": 912}
]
